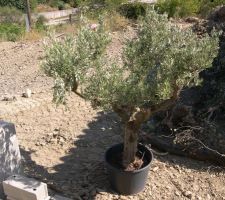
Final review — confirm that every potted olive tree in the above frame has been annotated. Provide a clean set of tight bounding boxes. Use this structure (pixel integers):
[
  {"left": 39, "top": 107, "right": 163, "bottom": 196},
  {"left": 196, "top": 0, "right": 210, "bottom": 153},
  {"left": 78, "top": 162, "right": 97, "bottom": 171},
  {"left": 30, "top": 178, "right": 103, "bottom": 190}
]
[{"left": 42, "top": 10, "right": 219, "bottom": 195}]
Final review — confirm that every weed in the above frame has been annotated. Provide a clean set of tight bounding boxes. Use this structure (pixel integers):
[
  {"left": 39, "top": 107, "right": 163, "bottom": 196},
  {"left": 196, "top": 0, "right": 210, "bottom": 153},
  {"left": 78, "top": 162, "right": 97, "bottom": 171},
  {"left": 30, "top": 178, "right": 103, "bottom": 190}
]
[{"left": 0, "top": 23, "right": 24, "bottom": 41}]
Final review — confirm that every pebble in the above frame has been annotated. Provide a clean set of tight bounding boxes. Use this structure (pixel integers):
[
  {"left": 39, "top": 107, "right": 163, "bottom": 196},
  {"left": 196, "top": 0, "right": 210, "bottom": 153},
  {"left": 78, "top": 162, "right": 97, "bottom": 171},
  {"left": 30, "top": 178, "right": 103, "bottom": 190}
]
[
  {"left": 175, "top": 191, "right": 180, "bottom": 196},
  {"left": 152, "top": 166, "right": 159, "bottom": 172},
  {"left": 2, "top": 96, "right": 17, "bottom": 101},
  {"left": 22, "top": 88, "right": 32, "bottom": 98},
  {"left": 183, "top": 191, "right": 193, "bottom": 199}
]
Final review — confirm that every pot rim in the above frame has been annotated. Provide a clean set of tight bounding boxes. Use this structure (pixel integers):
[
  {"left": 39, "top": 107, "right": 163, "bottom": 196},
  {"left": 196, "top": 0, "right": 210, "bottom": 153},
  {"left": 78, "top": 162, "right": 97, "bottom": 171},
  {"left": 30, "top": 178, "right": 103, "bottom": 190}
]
[{"left": 105, "top": 143, "right": 153, "bottom": 174}]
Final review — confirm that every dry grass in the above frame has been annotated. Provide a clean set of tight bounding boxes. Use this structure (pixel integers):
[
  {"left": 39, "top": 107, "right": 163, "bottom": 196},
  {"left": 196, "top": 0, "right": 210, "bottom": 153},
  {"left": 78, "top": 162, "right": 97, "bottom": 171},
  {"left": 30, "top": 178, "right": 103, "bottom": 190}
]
[
  {"left": 104, "top": 11, "right": 130, "bottom": 32},
  {"left": 54, "top": 24, "right": 78, "bottom": 35},
  {"left": 22, "top": 30, "right": 44, "bottom": 41}
]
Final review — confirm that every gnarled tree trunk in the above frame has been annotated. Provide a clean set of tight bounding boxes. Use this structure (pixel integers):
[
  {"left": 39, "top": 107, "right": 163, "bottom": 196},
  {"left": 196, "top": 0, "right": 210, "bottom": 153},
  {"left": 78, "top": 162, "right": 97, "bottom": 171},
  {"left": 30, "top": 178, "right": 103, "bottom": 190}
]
[{"left": 123, "top": 121, "right": 139, "bottom": 168}]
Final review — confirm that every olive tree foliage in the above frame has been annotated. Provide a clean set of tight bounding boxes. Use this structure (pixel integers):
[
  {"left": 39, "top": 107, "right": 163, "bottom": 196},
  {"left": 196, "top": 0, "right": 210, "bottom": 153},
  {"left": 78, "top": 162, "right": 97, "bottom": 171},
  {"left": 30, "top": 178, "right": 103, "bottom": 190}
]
[
  {"left": 42, "top": 19, "right": 110, "bottom": 104},
  {"left": 42, "top": 9, "right": 219, "bottom": 169},
  {"left": 88, "top": 16, "right": 219, "bottom": 109}
]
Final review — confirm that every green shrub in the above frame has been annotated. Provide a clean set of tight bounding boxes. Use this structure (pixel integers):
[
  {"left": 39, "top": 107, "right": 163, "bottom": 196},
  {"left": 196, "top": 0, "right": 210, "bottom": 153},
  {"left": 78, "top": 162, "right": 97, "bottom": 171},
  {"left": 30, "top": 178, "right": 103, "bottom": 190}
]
[
  {"left": 37, "top": 0, "right": 47, "bottom": 3},
  {"left": 0, "top": 6, "right": 23, "bottom": 24},
  {"left": 156, "top": 0, "right": 201, "bottom": 18},
  {"left": 58, "top": 0, "right": 65, "bottom": 10},
  {"left": 156, "top": 0, "right": 225, "bottom": 19},
  {"left": 119, "top": 2, "right": 147, "bottom": 19},
  {"left": 35, "top": 15, "right": 47, "bottom": 31},
  {"left": 49, "top": 0, "right": 66, "bottom": 10},
  {"left": 0, "top": 0, "right": 37, "bottom": 11},
  {"left": 42, "top": 18, "right": 110, "bottom": 104},
  {"left": 0, "top": 23, "right": 24, "bottom": 41}
]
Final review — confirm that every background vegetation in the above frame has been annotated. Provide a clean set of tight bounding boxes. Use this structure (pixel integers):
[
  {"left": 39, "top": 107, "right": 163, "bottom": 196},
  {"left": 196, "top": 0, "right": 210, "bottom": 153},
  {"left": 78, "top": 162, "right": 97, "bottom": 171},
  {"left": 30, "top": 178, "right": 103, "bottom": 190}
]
[
  {"left": 0, "top": 0, "right": 225, "bottom": 41},
  {"left": 156, "top": 0, "right": 225, "bottom": 18}
]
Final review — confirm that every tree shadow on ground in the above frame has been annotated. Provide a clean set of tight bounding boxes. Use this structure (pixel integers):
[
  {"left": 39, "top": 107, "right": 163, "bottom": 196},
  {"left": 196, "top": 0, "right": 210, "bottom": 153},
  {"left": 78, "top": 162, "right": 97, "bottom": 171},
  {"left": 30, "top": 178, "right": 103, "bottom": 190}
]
[
  {"left": 20, "top": 110, "right": 225, "bottom": 200},
  {"left": 20, "top": 111, "right": 123, "bottom": 200}
]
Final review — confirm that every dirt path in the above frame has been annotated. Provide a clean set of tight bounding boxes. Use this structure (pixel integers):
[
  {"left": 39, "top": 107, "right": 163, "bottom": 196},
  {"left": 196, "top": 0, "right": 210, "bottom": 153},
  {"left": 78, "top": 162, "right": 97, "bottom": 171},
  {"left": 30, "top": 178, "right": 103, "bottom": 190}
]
[{"left": 0, "top": 36, "right": 225, "bottom": 200}]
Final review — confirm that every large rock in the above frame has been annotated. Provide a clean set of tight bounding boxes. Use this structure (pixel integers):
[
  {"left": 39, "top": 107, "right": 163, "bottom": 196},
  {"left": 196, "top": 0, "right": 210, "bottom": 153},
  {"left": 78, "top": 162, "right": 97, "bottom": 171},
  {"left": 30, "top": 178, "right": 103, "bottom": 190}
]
[{"left": 0, "top": 121, "right": 22, "bottom": 198}]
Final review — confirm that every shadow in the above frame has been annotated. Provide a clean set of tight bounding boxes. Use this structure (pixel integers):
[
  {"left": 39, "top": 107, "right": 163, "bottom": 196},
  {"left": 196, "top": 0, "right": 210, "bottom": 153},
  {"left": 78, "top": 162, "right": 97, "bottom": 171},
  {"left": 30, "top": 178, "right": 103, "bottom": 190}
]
[
  {"left": 20, "top": 110, "right": 225, "bottom": 200},
  {"left": 140, "top": 21, "right": 225, "bottom": 170},
  {"left": 20, "top": 111, "right": 123, "bottom": 200}
]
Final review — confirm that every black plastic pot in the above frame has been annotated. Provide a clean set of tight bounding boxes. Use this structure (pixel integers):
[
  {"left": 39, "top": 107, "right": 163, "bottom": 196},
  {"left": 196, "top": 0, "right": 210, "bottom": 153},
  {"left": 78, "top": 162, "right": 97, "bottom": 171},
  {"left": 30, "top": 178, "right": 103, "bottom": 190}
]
[{"left": 105, "top": 143, "right": 153, "bottom": 195}]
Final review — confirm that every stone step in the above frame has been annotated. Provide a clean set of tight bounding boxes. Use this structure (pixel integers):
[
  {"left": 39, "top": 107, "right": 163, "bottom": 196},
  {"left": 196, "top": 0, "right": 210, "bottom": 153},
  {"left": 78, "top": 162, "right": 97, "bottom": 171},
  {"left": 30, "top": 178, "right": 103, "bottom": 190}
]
[{"left": 3, "top": 175, "right": 49, "bottom": 200}]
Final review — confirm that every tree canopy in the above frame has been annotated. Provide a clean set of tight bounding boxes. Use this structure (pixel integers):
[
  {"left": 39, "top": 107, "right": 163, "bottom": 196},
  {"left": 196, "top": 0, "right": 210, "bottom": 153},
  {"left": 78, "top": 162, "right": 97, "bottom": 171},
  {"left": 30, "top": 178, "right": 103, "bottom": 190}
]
[{"left": 43, "top": 9, "right": 219, "bottom": 112}]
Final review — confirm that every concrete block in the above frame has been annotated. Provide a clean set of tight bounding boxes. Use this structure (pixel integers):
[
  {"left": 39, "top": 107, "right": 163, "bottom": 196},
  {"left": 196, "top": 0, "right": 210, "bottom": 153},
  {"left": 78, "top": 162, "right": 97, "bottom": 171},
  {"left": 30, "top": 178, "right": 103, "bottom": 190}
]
[
  {"left": 3, "top": 175, "right": 49, "bottom": 200},
  {"left": 0, "top": 121, "right": 21, "bottom": 198}
]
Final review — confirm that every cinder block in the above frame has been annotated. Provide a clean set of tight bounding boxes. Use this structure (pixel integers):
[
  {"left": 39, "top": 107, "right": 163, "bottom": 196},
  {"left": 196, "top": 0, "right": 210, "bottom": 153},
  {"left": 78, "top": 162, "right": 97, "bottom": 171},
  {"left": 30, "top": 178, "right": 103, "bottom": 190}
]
[
  {"left": 0, "top": 121, "right": 22, "bottom": 198},
  {"left": 3, "top": 175, "right": 49, "bottom": 200}
]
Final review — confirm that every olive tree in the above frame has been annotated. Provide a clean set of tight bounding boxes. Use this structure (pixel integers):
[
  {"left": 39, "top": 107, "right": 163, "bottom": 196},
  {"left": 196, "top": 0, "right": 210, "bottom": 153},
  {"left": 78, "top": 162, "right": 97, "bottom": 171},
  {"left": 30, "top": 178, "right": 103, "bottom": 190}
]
[{"left": 43, "top": 10, "right": 219, "bottom": 169}]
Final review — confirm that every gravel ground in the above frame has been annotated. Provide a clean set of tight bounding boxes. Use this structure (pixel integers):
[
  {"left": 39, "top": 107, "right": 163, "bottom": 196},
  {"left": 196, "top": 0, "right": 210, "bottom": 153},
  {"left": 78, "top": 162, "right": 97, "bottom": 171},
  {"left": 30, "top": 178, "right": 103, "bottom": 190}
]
[{"left": 0, "top": 31, "right": 225, "bottom": 200}]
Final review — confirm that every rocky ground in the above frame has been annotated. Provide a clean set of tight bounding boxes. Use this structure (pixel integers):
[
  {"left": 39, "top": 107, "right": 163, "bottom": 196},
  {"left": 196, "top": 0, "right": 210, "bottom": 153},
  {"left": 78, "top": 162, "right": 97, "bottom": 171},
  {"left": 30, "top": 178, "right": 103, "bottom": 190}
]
[{"left": 0, "top": 31, "right": 225, "bottom": 200}]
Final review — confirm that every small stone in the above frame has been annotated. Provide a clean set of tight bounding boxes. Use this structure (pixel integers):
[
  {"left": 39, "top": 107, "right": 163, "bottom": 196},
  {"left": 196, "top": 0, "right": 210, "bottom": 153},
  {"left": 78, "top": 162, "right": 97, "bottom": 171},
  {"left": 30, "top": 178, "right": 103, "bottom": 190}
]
[
  {"left": 183, "top": 191, "right": 192, "bottom": 199},
  {"left": 152, "top": 166, "right": 159, "bottom": 172},
  {"left": 59, "top": 137, "right": 65, "bottom": 143},
  {"left": 2, "top": 96, "right": 17, "bottom": 101},
  {"left": 175, "top": 191, "right": 180, "bottom": 196},
  {"left": 22, "top": 89, "right": 32, "bottom": 98}
]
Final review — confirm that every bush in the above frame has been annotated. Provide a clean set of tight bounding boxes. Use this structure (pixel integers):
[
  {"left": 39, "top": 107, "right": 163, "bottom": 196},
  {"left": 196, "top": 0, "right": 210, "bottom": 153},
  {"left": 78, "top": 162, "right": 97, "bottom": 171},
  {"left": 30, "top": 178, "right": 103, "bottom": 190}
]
[
  {"left": 37, "top": 0, "right": 47, "bottom": 3},
  {"left": 0, "top": 0, "right": 37, "bottom": 11},
  {"left": 43, "top": 9, "right": 220, "bottom": 168},
  {"left": 49, "top": 0, "right": 66, "bottom": 10},
  {"left": 104, "top": 11, "right": 129, "bottom": 31},
  {"left": 156, "top": 0, "right": 225, "bottom": 19},
  {"left": 0, "top": 6, "right": 23, "bottom": 24},
  {"left": 0, "top": 23, "right": 24, "bottom": 41},
  {"left": 156, "top": 0, "right": 201, "bottom": 18},
  {"left": 35, "top": 15, "right": 47, "bottom": 31},
  {"left": 119, "top": 2, "right": 147, "bottom": 19}
]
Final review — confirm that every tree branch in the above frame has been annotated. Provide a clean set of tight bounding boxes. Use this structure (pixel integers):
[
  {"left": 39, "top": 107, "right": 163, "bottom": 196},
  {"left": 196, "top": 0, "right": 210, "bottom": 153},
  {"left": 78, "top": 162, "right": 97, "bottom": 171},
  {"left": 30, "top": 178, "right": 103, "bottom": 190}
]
[
  {"left": 131, "top": 81, "right": 181, "bottom": 126},
  {"left": 151, "top": 80, "right": 181, "bottom": 113},
  {"left": 112, "top": 105, "right": 134, "bottom": 122},
  {"left": 71, "top": 81, "right": 85, "bottom": 99},
  {"left": 114, "top": 81, "right": 181, "bottom": 127}
]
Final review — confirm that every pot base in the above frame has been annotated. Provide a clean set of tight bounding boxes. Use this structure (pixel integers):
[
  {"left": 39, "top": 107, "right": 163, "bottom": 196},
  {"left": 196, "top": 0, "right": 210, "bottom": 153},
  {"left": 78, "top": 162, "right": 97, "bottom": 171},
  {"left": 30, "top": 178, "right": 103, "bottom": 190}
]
[{"left": 105, "top": 143, "right": 153, "bottom": 195}]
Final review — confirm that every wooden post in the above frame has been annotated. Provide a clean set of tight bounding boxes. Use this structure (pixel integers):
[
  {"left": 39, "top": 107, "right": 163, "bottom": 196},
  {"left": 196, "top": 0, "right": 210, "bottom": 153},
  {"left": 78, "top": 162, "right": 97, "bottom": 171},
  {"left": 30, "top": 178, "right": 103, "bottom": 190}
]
[
  {"left": 69, "top": 14, "right": 72, "bottom": 25},
  {"left": 26, "top": 0, "right": 32, "bottom": 31}
]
